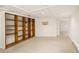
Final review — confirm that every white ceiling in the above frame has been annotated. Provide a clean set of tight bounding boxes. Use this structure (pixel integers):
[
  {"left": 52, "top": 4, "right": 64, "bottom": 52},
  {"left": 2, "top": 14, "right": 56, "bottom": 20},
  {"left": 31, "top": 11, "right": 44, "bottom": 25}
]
[
  {"left": 0, "top": 5, "right": 79, "bottom": 18},
  {"left": 13, "top": 5, "right": 53, "bottom": 12}
]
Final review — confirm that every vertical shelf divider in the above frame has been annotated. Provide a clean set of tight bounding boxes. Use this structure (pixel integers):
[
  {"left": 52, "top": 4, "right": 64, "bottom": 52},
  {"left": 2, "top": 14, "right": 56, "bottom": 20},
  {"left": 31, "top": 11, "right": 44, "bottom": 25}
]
[
  {"left": 28, "top": 18, "right": 31, "bottom": 38},
  {"left": 32, "top": 19, "right": 35, "bottom": 37},
  {"left": 30, "top": 18, "right": 33, "bottom": 37},
  {"left": 15, "top": 15, "right": 18, "bottom": 43},
  {"left": 23, "top": 17, "right": 26, "bottom": 40},
  {"left": 5, "top": 13, "right": 7, "bottom": 48}
]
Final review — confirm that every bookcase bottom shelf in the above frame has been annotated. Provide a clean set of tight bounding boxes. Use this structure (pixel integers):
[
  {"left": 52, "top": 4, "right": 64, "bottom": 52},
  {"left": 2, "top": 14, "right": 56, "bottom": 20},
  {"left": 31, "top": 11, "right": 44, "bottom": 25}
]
[{"left": 6, "top": 37, "right": 32, "bottom": 48}]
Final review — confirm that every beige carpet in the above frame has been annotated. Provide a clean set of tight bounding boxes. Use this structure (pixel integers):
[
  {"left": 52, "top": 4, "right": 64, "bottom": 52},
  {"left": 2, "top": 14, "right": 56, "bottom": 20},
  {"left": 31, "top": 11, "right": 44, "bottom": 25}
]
[{"left": 0, "top": 34, "right": 77, "bottom": 53}]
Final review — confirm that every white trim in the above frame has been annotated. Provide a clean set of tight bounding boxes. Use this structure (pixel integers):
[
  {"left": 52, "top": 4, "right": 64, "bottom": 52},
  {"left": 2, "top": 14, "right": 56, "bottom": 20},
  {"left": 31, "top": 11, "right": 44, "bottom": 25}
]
[
  {"left": 68, "top": 35, "right": 79, "bottom": 52},
  {"left": 70, "top": 39, "right": 79, "bottom": 52}
]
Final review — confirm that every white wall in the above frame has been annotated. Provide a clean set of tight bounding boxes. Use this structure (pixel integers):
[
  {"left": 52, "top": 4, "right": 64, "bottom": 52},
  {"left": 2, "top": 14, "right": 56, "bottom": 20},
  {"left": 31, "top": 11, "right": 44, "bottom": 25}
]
[
  {"left": 69, "top": 15, "right": 79, "bottom": 51},
  {"left": 59, "top": 18, "right": 70, "bottom": 34},
  {"left": 0, "top": 11, "right": 5, "bottom": 49},
  {"left": 56, "top": 19, "right": 60, "bottom": 36},
  {"left": 35, "top": 18, "right": 58, "bottom": 37}
]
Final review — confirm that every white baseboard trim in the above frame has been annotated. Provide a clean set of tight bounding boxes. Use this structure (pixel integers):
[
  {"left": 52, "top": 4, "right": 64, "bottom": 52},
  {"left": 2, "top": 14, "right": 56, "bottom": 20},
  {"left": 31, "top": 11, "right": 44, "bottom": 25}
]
[
  {"left": 67, "top": 34, "right": 79, "bottom": 52},
  {"left": 69, "top": 38, "right": 79, "bottom": 52}
]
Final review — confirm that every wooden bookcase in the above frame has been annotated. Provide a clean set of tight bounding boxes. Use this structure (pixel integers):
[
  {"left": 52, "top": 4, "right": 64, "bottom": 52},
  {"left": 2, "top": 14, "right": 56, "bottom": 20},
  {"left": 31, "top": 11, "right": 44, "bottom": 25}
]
[{"left": 5, "top": 13, "right": 35, "bottom": 48}]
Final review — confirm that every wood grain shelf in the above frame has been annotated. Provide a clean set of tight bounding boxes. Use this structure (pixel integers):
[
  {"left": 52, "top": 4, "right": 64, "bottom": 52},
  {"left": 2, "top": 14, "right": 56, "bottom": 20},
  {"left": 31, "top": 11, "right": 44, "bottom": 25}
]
[
  {"left": 18, "top": 35, "right": 23, "bottom": 37},
  {"left": 6, "top": 19, "right": 24, "bottom": 22},
  {"left": 18, "top": 30, "right": 23, "bottom": 31},
  {"left": 18, "top": 25, "right": 22, "bottom": 26},
  {"left": 6, "top": 29, "right": 15, "bottom": 31},
  {"left": 6, "top": 19, "right": 14, "bottom": 21},
  {"left": 6, "top": 33, "right": 15, "bottom": 35},
  {"left": 6, "top": 25, "right": 15, "bottom": 27},
  {"left": 18, "top": 20, "right": 23, "bottom": 22}
]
